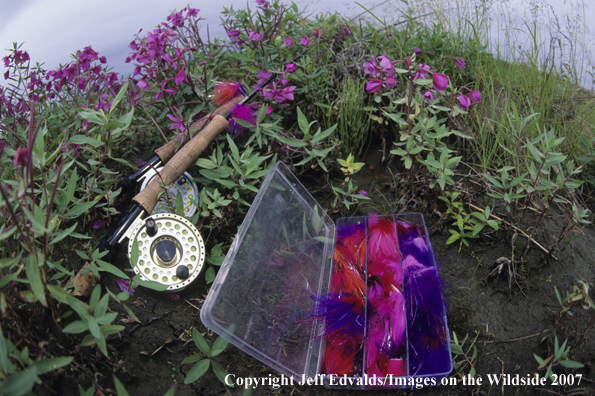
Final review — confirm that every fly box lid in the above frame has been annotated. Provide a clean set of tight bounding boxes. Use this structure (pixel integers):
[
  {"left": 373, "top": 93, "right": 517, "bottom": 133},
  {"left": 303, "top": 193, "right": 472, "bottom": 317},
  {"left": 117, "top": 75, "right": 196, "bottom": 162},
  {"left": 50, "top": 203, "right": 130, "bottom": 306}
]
[{"left": 200, "top": 162, "right": 453, "bottom": 388}]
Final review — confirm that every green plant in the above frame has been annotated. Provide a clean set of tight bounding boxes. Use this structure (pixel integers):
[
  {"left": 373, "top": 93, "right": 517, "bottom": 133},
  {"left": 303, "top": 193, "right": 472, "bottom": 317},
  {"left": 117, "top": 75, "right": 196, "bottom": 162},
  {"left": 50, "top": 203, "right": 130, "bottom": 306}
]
[
  {"left": 451, "top": 331, "right": 479, "bottom": 378},
  {"left": 204, "top": 243, "right": 225, "bottom": 284},
  {"left": 334, "top": 77, "right": 372, "bottom": 160},
  {"left": 0, "top": 325, "right": 72, "bottom": 396},
  {"left": 554, "top": 281, "right": 595, "bottom": 350},
  {"left": 274, "top": 107, "right": 337, "bottom": 172},
  {"left": 438, "top": 192, "right": 500, "bottom": 250},
  {"left": 534, "top": 336, "right": 583, "bottom": 381},
  {"left": 182, "top": 328, "right": 232, "bottom": 386}
]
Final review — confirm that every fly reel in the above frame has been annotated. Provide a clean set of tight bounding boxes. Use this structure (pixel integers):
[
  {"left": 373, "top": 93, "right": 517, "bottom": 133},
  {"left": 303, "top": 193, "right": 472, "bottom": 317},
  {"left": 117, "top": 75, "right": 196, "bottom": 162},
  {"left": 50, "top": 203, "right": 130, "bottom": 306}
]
[
  {"left": 127, "top": 213, "right": 205, "bottom": 292},
  {"left": 139, "top": 168, "right": 199, "bottom": 217}
]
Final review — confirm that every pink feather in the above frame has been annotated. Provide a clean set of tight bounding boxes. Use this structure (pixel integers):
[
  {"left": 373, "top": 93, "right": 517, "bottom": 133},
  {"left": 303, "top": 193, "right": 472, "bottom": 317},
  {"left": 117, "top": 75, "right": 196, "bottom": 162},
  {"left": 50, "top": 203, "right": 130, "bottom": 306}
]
[
  {"left": 367, "top": 215, "right": 399, "bottom": 261},
  {"left": 213, "top": 81, "right": 243, "bottom": 105}
]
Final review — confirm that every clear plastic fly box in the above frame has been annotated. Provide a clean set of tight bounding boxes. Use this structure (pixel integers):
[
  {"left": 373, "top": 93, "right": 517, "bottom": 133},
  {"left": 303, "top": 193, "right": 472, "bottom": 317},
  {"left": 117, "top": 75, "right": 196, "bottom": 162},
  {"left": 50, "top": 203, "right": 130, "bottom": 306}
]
[{"left": 200, "top": 162, "right": 453, "bottom": 390}]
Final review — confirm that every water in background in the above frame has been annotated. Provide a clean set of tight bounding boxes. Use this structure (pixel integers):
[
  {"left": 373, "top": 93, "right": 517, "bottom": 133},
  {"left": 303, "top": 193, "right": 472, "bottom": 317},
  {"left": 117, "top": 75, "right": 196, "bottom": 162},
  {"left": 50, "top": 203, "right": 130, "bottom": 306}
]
[{"left": 0, "top": 0, "right": 592, "bottom": 88}]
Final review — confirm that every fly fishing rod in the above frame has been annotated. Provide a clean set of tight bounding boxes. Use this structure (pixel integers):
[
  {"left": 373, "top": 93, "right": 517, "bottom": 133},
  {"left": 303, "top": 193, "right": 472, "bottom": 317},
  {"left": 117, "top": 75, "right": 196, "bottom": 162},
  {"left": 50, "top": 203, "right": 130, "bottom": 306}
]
[{"left": 96, "top": 9, "right": 438, "bottom": 292}]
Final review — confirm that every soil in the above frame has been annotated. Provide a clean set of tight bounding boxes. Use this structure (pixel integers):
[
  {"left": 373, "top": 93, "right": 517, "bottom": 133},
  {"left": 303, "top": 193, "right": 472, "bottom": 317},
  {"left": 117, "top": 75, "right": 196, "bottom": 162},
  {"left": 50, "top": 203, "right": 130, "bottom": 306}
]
[{"left": 36, "top": 145, "right": 595, "bottom": 396}]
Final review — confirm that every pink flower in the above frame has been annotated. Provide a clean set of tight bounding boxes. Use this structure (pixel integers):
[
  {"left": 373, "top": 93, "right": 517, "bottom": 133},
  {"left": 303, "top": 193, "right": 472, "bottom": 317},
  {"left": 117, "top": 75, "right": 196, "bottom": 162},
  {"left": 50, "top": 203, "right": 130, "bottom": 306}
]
[
  {"left": 13, "top": 148, "right": 29, "bottom": 168},
  {"left": 167, "top": 114, "right": 185, "bottom": 132},
  {"left": 363, "top": 58, "right": 383, "bottom": 78},
  {"left": 455, "top": 58, "right": 466, "bottom": 70},
  {"left": 366, "top": 78, "right": 383, "bottom": 93},
  {"left": 263, "top": 86, "right": 295, "bottom": 103},
  {"left": 248, "top": 31, "right": 262, "bottom": 42},
  {"left": 413, "top": 47, "right": 422, "bottom": 55},
  {"left": 228, "top": 30, "right": 241, "bottom": 42},
  {"left": 256, "top": 0, "right": 269, "bottom": 9},
  {"left": 116, "top": 279, "right": 135, "bottom": 296},
  {"left": 285, "top": 63, "right": 296, "bottom": 73},
  {"left": 300, "top": 36, "right": 310, "bottom": 46},
  {"left": 93, "top": 220, "right": 108, "bottom": 230},
  {"left": 432, "top": 73, "right": 448, "bottom": 92},
  {"left": 175, "top": 69, "right": 187, "bottom": 85},
  {"left": 422, "top": 90, "right": 435, "bottom": 100},
  {"left": 283, "top": 38, "right": 294, "bottom": 47},
  {"left": 357, "top": 190, "right": 368, "bottom": 196},
  {"left": 413, "top": 64, "right": 431, "bottom": 80},
  {"left": 469, "top": 90, "right": 481, "bottom": 102},
  {"left": 458, "top": 94, "right": 470, "bottom": 110},
  {"left": 378, "top": 55, "right": 394, "bottom": 76}
]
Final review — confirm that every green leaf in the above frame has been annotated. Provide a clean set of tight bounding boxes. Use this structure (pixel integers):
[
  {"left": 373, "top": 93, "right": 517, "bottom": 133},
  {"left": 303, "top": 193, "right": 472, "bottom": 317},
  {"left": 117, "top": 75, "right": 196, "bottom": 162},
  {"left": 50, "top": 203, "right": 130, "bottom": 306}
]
[
  {"left": 211, "top": 361, "right": 233, "bottom": 386},
  {"left": 34, "top": 357, "right": 73, "bottom": 374},
  {"left": 102, "top": 325, "right": 125, "bottom": 336},
  {"left": 65, "top": 201, "right": 97, "bottom": 217},
  {"left": 181, "top": 354, "right": 203, "bottom": 365},
  {"left": 123, "top": 304, "right": 141, "bottom": 323},
  {"left": 49, "top": 223, "right": 78, "bottom": 245},
  {"left": 110, "top": 81, "right": 129, "bottom": 113},
  {"left": 275, "top": 136, "right": 307, "bottom": 147},
  {"left": 296, "top": 107, "right": 311, "bottom": 135},
  {"left": 89, "top": 285, "right": 101, "bottom": 312},
  {"left": 205, "top": 266, "right": 215, "bottom": 284},
  {"left": 211, "top": 336, "right": 229, "bottom": 357},
  {"left": 69, "top": 134, "right": 104, "bottom": 148},
  {"left": 446, "top": 232, "right": 461, "bottom": 245},
  {"left": 184, "top": 359, "right": 210, "bottom": 384},
  {"left": 559, "top": 359, "right": 584, "bottom": 369},
  {"left": 311, "top": 125, "right": 337, "bottom": 144},
  {"left": 192, "top": 328, "right": 211, "bottom": 356},
  {"left": 195, "top": 158, "right": 218, "bottom": 169},
  {"left": 97, "top": 259, "right": 129, "bottom": 279},
  {"left": 0, "top": 366, "right": 38, "bottom": 396},
  {"left": 26, "top": 253, "right": 47, "bottom": 307},
  {"left": 114, "top": 375, "right": 131, "bottom": 396},
  {"left": 129, "top": 239, "right": 139, "bottom": 271},
  {"left": 88, "top": 317, "right": 101, "bottom": 339},
  {"left": 96, "top": 312, "right": 117, "bottom": 326},
  {"left": 226, "top": 134, "right": 240, "bottom": 163},
  {"left": 62, "top": 320, "right": 89, "bottom": 334},
  {"left": 137, "top": 279, "right": 169, "bottom": 291}
]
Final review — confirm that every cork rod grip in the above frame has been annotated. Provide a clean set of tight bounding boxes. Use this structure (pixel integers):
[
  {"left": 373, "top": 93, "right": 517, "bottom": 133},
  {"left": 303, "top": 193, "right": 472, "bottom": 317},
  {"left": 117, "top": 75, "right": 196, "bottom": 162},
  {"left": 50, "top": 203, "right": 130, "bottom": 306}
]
[
  {"left": 154, "top": 95, "right": 243, "bottom": 163},
  {"left": 133, "top": 115, "right": 229, "bottom": 213}
]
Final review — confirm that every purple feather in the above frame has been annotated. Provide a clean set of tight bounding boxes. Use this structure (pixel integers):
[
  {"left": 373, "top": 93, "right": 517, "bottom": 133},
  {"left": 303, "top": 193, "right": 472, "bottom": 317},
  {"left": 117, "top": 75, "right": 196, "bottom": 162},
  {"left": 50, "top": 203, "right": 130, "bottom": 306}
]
[
  {"left": 311, "top": 292, "right": 367, "bottom": 339},
  {"left": 228, "top": 104, "right": 256, "bottom": 137},
  {"left": 404, "top": 265, "right": 451, "bottom": 375}
]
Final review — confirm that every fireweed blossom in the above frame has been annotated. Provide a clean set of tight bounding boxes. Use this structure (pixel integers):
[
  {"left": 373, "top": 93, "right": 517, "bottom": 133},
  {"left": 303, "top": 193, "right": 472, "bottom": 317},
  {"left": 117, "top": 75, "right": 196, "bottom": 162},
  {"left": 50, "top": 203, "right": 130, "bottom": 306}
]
[
  {"left": 283, "top": 38, "right": 294, "bottom": 47},
  {"left": 363, "top": 57, "right": 385, "bottom": 79},
  {"left": 458, "top": 94, "right": 470, "bottom": 110},
  {"left": 469, "top": 90, "right": 481, "bottom": 102},
  {"left": 167, "top": 114, "right": 185, "bottom": 132},
  {"left": 413, "top": 47, "right": 422, "bottom": 55},
  {"left": 13, "top": 148, "right": 29, "bottom": 168},
  {"left": 455, "top": 58, "right": 466, "bottom": 70},
  {"left": 422, "top": 90, "right": 435, "bottom": 101},
  {"left": 248, "top": 31, "right": 263, "bottom": 42},
  {"left": 366, "top": 78, "right": 383, "bottom": 93},
  {"left": 228, "top": 30, "right": 241, "bottom": 42},
  {"left": 285, "top": 63, "right": 296, "bottom": 73},
  {"left": 413, "top": 64, "right": 431, "bottom": 80},
  {"left": 263, "top": 85, "right": 295, "bottom": 103},
  {"left": 432, "top": 73, "right": 448, "bottom": 93},
  {"left": 175, "top": 69, "right": 187, "bottom": 85},
  {"left": 300, "top": 36, "right": 310, "bottom": 46},
  {"left": 256, "top": 0, "right": 269, "bottom": 8}
]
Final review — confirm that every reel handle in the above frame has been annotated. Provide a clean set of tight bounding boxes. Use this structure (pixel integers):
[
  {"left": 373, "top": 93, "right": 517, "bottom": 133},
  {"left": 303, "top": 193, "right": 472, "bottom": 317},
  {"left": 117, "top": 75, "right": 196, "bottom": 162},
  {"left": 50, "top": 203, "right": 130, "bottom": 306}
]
[
  {"left": 133, "top": 114, "right": 229, "bottom": 214},
  {"left": 154, "top": 95, "right": 243, "bottom": 163}
]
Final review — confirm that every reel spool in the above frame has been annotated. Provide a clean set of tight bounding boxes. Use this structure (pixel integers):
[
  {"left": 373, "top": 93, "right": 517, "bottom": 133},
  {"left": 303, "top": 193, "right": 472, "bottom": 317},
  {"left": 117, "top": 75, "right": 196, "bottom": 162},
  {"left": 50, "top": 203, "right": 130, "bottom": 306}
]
[
  {"left": 127, "top": 213, "right": 205, "bottom": 292},
  {"left": 139, "top": 168, "right": 199, "bottom": 217}
]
